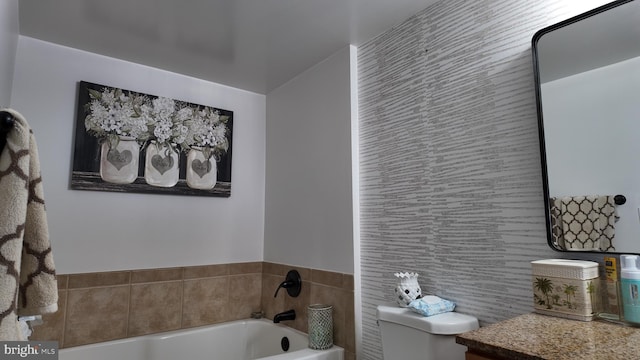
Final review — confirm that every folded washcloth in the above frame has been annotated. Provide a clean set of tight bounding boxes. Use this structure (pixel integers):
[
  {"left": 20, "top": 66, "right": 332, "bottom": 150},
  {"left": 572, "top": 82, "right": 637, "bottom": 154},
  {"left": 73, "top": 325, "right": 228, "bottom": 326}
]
[{"left": 408, "top": 295, "right": 456, "bottom": 317}]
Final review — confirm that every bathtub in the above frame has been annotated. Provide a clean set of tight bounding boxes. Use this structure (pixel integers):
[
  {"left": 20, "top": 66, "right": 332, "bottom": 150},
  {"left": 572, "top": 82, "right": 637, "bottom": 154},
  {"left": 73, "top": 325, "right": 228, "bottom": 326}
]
[{"left": 59, "top": 319, "right": 344, "bottom": 360}]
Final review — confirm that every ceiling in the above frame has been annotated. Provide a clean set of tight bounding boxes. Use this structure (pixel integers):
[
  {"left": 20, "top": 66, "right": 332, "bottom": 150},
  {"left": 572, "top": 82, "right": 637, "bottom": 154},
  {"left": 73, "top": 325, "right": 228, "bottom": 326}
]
[{"left": 18, "top": 0, "right": 438, "bottom": 94}]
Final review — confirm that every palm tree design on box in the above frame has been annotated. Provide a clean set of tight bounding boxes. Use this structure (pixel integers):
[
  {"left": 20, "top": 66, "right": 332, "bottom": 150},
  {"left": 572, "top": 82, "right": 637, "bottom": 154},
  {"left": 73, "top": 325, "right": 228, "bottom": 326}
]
[
  {"left": 534, "top": 277, "right": 553, "bottom": 309},
  {"left": 533, "top": 277, "right": 597, "bottom": 315},
  {"left": 563, "top": 284, "right": 578, "bottom": 309},
  {"left": 587, "top": 281, "right": 597, "bottom": 309}
]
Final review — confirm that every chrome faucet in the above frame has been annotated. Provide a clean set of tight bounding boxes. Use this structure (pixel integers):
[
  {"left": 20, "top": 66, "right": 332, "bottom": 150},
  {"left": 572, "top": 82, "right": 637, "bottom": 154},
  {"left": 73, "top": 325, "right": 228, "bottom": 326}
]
[{"left": 273, "top": 309, "right": 296, "bottom": 323}]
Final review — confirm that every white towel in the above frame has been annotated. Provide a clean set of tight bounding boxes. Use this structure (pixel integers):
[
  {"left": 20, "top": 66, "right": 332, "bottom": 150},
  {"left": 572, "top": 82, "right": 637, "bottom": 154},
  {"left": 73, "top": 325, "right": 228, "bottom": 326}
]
[{"left": 0, "top": 109, "right": 58, "bottom": 340}]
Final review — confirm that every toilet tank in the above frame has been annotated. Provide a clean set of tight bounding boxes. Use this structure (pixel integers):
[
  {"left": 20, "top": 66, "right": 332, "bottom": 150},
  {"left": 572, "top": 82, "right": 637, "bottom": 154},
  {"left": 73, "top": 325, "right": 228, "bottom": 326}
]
[{"left": 376, "top": 304, "right": 479, "bottom": 360}]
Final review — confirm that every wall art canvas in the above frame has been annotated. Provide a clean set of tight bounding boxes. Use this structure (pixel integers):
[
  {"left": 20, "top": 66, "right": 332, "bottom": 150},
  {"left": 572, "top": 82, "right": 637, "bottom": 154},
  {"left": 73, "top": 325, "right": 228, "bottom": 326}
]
[{"left": 71, "top": 81, "right": 233, "bottom": 197}]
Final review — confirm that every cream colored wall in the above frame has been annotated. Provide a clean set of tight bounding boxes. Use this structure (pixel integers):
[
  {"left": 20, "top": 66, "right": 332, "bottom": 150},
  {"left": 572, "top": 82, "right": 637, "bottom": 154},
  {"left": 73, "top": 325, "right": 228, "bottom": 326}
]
[
  {"left": 10, "top": 34, "right": 356, "bottom": 277},
  {"left": 0, "top": 0, "right": 18, "bottom": 106},
  {"left": 10, "top": 36, "right": 267, "bottom": 274},
  {"left": 264, "top": 46, "right": 355, "bottom": 274}
]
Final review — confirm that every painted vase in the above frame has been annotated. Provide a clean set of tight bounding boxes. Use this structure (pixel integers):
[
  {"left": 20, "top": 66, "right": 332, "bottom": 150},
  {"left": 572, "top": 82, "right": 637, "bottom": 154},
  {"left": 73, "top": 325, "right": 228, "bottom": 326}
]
[
  {"left": 394, "top": 272, "right": 422, "bottom": 307},
  {"left": 144, "top": 141, "right": 180, "bottom": 187},
  {"left": 99, "top": 136, "right": 139, "bottom": 184},
  {"left": 186, "top": 147, "right": 217, "bottom": 190}
]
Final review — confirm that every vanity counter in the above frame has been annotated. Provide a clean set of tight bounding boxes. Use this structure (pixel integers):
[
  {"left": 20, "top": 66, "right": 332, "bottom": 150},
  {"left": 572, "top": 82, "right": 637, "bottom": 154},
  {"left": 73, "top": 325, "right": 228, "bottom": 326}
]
[{"left": 456, "top": 313, "right": 640, "bottom": 360}]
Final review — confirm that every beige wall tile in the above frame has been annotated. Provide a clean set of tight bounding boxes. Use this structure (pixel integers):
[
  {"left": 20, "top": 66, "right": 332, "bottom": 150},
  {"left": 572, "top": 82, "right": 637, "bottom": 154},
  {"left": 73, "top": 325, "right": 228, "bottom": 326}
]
[
  {"left": 131, "top": 268, "right": 183, "bottom": 283},
  {"left": 229, "top": 262, "right": 262, "bottom": 275},
  {"left": 262, "top": 264, "right": 355, "bottom": 348},
  {"left": 30, "top": 290, "right": 66, "bottom": 345},
  {"left": 64, "top": 286, "right": 129, "bottom": 347},
  {"left": 53, "top": 262, "right": 356, "bottom": 353},
  {"left": 56, "top": 275, "right": 68, "bottom": 290},
  {"left": 263, "top": 263, "right": 311, "bottom": 280},
  {"left": 311, "top": 269, "right": 344, "bottom": 288},
  {"left": 262, "top": 262, "right": 285, "bottom": 276},
  {"left": 283, "top": 280, "right": 311, "bottom": 333},
  {"left": 344, "top": 290, "right": 356, "bottom": 353},
  {"left": 67, "top": 271, "right": 130, "bottom": 289},
  {"left": 344, "top": 351, "right": 356, "bottom": 360},
  {"left": 310, "top": 283, "right": 347, "bottom": 348},
  {"left": 228, "top": 274, "right": 262, "bottom": 320},
  {"left": 263, "top": 263, "right": 312, "bottom": 332},
  {"left": 128, "top": 281, "right": 182, "bottom": 336},
  {"left": 343, "top": 275, "right": 354, "bottom": 291},
  {"left": 183, "top": 264, "right": 229, "bottom": 279},
  {"left": 182, "top": 277, "right": 229, "bottom": 327},
  {"left": 262, "top": 273, "right": 285, "bottom": 320}
]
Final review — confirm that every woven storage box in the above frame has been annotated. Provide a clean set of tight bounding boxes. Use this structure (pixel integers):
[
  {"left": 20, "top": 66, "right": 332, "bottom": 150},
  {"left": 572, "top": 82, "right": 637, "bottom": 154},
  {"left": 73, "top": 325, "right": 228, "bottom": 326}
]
[{"left": 531, "top": 259, "right": 600, "bottom": 321}]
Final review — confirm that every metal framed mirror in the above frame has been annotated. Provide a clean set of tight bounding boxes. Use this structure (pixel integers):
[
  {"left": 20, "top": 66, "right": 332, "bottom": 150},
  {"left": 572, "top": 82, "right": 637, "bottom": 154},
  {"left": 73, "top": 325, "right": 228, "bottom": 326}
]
[{"left": 532, "top": 0, "right": 640, "bottom": 253}]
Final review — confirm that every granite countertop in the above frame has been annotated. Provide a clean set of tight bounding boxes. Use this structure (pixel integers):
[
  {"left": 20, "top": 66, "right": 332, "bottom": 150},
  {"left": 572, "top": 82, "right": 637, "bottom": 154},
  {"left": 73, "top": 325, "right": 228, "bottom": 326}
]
[{"left": 456, "top": 313, "right": 640, "bottom": 360}]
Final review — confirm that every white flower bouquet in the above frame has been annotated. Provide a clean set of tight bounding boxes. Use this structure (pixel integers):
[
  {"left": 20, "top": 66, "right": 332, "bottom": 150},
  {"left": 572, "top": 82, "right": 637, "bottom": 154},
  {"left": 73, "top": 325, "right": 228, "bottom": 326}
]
[
  {"left": 84, "top": 85, "right": 230, "bottom": 160},
  {"left": 84, "top": 87, "right": 150, "bottom": 148},
  {"left": 181, "top": 106, "right": 230, "bottom": 160},
  {"left": 139, "top": 97, "right": 191, "bottom": 154}
]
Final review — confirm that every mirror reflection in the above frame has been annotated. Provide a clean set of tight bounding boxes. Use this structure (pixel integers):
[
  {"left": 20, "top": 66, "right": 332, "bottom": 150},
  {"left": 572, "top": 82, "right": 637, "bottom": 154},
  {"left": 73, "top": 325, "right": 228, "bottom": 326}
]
[{"left": 533, "top": 0, "right": 640, "bottom": 253}]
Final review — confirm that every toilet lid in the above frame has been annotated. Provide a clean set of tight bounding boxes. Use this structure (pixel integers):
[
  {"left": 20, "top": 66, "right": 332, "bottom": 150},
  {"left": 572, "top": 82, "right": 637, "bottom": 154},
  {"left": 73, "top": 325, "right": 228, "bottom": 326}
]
[{"left": 377, "top": 304, "right": 479, "bottom": 335}]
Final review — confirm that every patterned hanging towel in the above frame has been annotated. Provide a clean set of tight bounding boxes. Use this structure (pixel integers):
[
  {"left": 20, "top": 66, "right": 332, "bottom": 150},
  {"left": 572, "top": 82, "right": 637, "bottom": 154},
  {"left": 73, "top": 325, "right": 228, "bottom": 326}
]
[
  {"left": 598, "top": 196, "right": 618, "bottom": 252},
  {"left": 552, "top": 195, "right": 618, "bottom": 251},
  {"left": 0, "top": 109, "right": 58, "bottom": 340},
  {"left": 549, "top": 197, "right": 564, "bottom": 249}
]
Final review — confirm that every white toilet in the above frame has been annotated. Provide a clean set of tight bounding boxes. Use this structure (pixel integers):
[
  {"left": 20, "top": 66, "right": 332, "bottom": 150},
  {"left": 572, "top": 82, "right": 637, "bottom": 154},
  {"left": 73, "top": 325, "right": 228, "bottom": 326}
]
[{"left": 377, "top": 304, "right": 479, "bottom": 360}]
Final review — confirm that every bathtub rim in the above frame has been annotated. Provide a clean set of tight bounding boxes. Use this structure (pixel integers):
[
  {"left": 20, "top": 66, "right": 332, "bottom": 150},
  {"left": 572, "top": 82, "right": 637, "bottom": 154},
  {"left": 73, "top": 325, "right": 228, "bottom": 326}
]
[{"left": 58, "top": 318, "right": 344, "bottom": 356}]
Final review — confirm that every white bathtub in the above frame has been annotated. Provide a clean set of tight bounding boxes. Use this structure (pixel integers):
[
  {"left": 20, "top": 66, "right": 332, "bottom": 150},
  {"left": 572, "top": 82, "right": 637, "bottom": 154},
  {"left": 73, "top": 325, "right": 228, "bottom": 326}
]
[{"left": 59, "top": 319, "right": 344, "bottom": 360}]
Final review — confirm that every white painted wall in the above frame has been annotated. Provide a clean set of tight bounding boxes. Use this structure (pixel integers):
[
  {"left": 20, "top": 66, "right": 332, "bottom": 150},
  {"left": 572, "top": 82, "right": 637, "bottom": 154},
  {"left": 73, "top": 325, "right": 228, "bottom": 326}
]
[
  {"left": 10, "top": 36, "right": 266, "bottom": 274},
  {"left": 542, "top": 56, "right": 640, "bottom": 252},
  {"left": 0, "top": 0, "right": 18, "bottom": 106},
  {"left": 264, "top": 46, "right": 354, "bottom": 274}
]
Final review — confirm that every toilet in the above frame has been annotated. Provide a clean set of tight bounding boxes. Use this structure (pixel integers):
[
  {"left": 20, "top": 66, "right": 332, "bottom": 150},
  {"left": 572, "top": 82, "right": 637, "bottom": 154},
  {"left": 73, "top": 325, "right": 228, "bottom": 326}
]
[{"left": 377, "top": 304, "right": 479, "bottom": 360}]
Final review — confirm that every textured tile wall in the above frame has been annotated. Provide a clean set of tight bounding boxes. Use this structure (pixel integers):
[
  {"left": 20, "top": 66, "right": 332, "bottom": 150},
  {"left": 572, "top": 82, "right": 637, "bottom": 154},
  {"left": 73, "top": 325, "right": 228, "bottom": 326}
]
[
  {"left": 30, "top": 262, "right": 354, "bottom": 359},
  {"left": 357, "top": 0, "right": 584, "bottom": 358}
]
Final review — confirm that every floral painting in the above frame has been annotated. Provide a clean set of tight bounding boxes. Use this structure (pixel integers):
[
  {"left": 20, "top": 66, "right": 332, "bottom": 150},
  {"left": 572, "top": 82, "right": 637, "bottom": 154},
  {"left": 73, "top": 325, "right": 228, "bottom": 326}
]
[{"left": 71, "top": 81, "right": 233, "bottom": 197}]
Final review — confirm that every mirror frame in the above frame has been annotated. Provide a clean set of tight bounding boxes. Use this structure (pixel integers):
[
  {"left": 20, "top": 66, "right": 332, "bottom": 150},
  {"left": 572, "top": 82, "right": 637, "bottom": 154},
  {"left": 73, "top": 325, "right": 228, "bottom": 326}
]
[{"left": 531, "top": 0, "right": 636, "bottom": 254}]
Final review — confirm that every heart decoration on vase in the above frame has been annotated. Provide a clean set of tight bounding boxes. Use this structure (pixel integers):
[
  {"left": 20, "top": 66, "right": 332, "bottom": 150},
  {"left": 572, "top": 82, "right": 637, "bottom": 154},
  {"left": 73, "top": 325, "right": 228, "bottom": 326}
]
[
  {"left": 99, "top": 136, "right": 139, "bottom": 184},
  {"left": 151, "top": 154, "right": 174, "bottom": 175},
  {"left": 191, "top": 159, "right": 212, "bottom": 178},
  {"left": 144, "top": 141, "right": 180, "bottom": 187},
  {"left": 106, "top": 148, "right": 133, "bottom": 170},
  {"left": 186, "top": 147, "right": 217, "bottom": 190}
]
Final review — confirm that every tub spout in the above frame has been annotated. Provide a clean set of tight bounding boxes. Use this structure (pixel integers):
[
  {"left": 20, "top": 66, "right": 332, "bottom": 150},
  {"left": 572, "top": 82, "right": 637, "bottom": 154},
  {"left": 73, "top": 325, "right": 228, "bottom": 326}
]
[{"left": 273, "top": 309, "right": 296, "bottom": 323}]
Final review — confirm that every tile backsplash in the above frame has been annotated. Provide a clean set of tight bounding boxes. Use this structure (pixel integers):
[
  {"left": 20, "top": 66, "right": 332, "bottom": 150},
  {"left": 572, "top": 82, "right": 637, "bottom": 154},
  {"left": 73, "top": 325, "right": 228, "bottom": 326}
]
[{"left": 30, "top": 262, "right": 354, "bottom": 359}]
